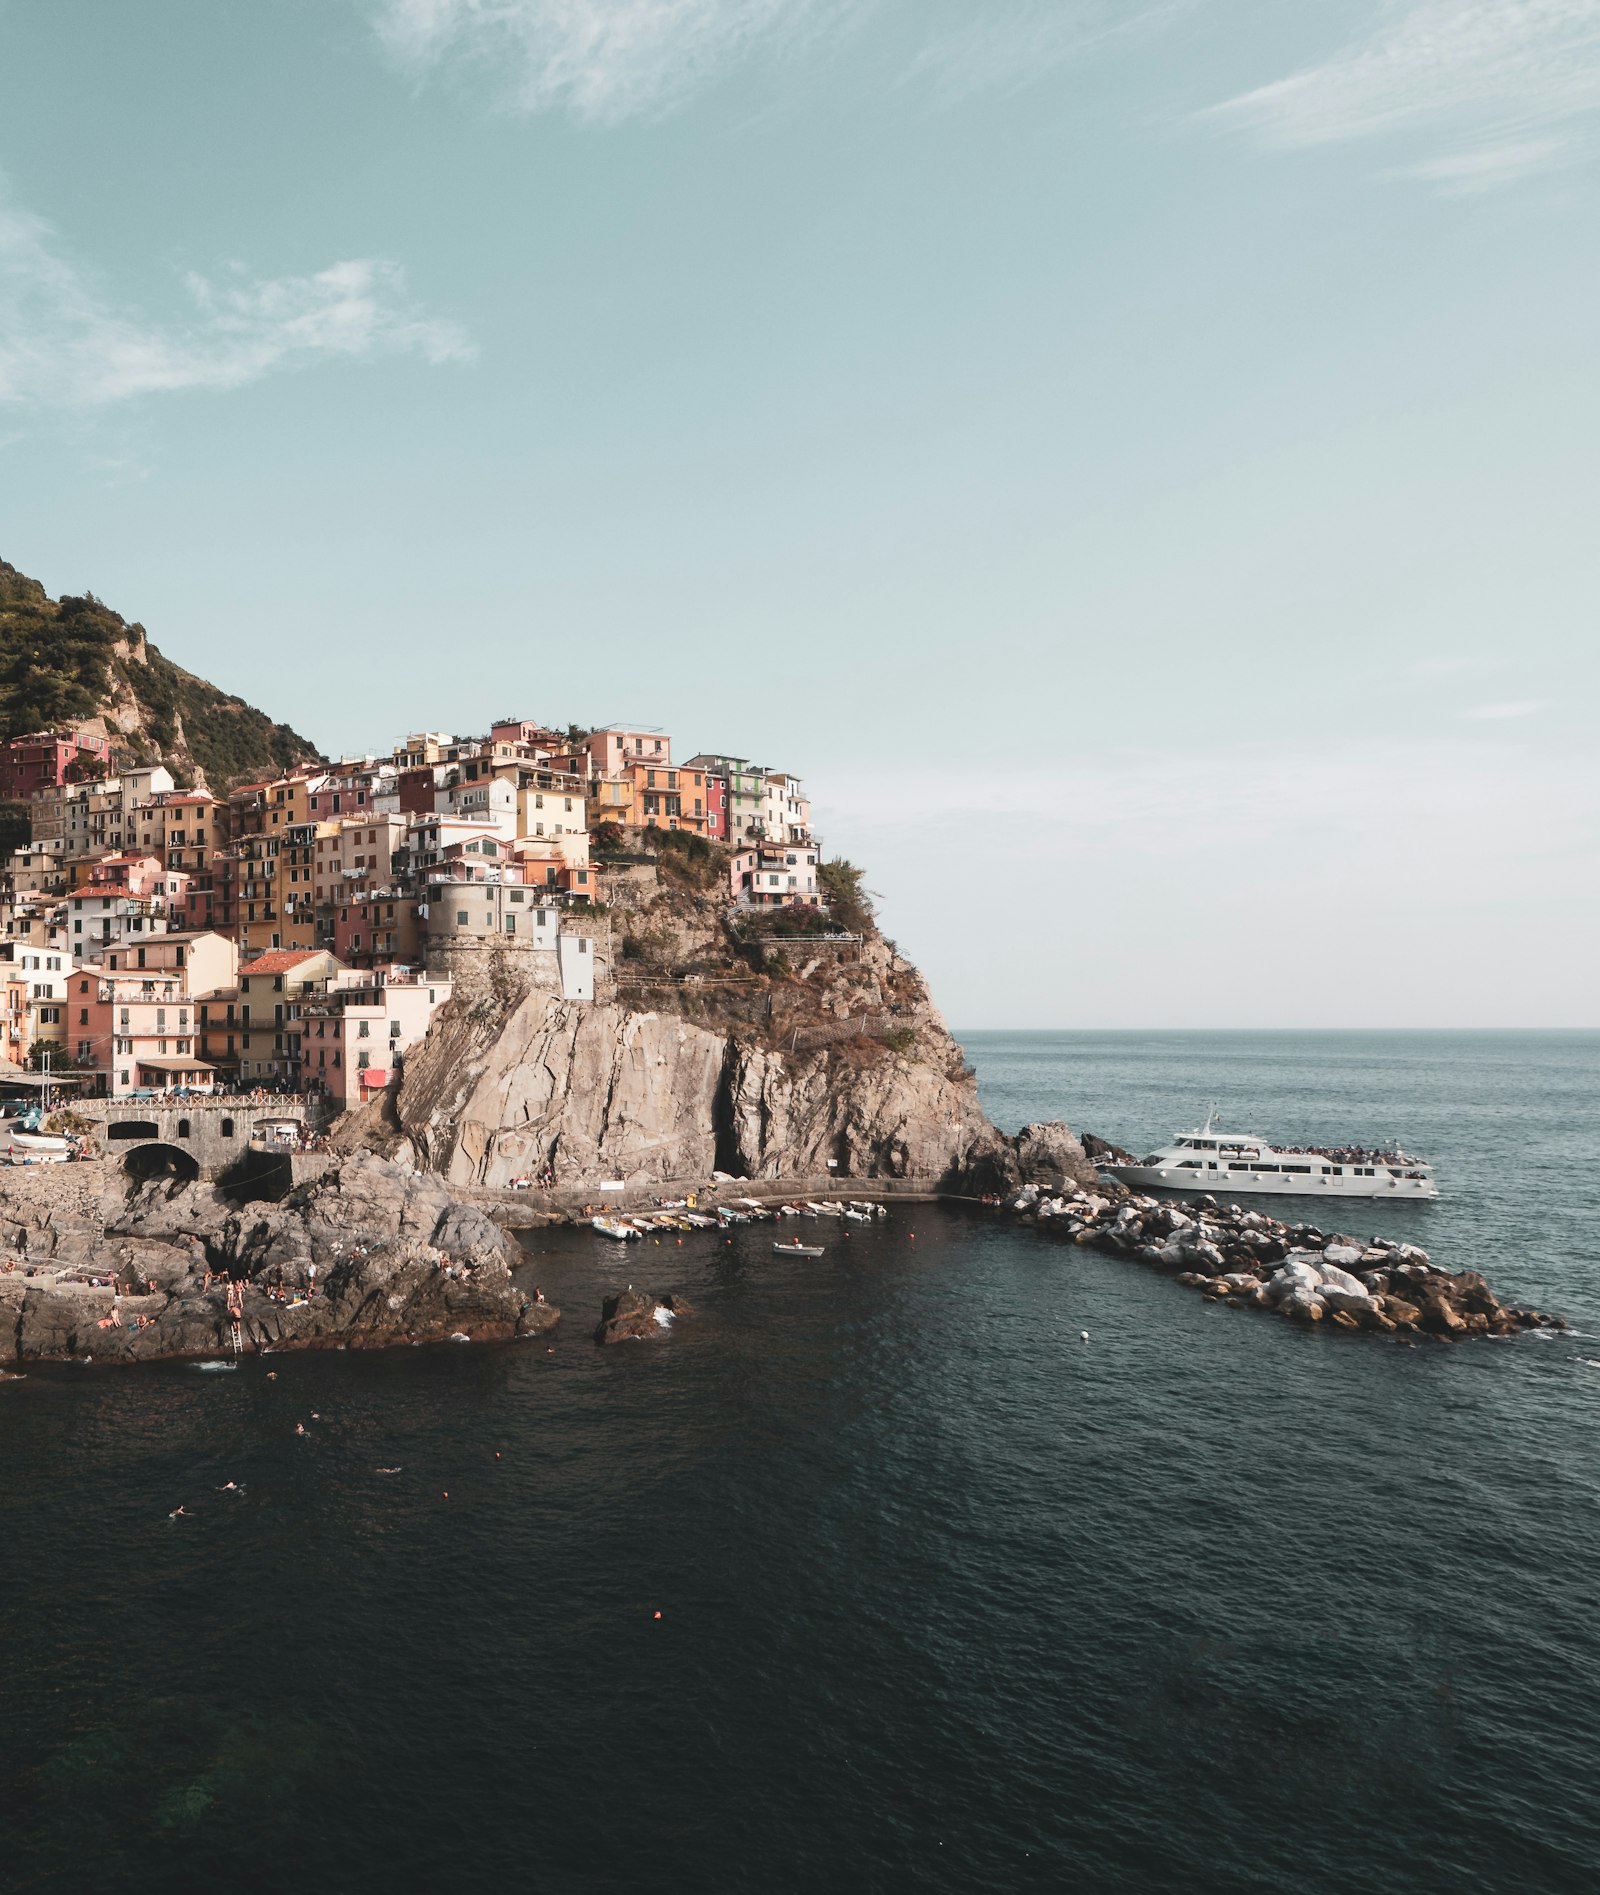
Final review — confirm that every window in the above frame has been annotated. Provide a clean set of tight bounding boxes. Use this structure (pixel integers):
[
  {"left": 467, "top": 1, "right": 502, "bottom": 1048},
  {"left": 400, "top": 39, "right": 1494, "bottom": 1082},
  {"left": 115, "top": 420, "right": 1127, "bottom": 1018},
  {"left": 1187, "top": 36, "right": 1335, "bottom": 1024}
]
[{"left": 457, "top": 911, "right": 469, "bottom": 927}]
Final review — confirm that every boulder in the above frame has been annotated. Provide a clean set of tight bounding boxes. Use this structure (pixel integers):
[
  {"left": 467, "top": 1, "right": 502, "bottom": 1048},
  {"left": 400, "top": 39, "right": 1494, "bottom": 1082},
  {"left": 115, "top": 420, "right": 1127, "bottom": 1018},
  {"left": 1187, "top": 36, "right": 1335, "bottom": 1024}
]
[
  {"left": 1418, "top": 1292, "right": 1466, "bottom": 1336},
  {"left": 1278, "top": 1287, "right": 1325, "bottom": 1322},
  {"left": 1266, "top": 1261, "right": 1323, "bottom": 1304},
  {"left": 1317, "top": 1263, "right": 1368, "bottom": 1298},
  {"left": 594, "top": 1287, "right": 667, "bottom": 1344},
  {"left": 1011, "top": 1123, "right": 1099, "bottom": 1192},
  {"left": 1322, "top": 1288, "right": 1379, "bottom": 1319}
]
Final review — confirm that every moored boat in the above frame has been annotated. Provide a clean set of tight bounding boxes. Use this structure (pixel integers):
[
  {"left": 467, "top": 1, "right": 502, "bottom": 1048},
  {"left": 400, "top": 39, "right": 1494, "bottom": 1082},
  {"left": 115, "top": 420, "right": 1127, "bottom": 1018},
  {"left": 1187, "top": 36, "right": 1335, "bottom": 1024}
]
[{"left": 1101, "top": 1114, "right": 1438, "bottom": 1200}]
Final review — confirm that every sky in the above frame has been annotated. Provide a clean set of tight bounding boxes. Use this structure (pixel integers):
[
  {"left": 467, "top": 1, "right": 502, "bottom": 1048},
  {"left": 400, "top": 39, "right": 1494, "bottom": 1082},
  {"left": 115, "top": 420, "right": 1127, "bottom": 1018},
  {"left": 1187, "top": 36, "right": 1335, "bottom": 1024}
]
[{"left": 1, "top": 0, "right": 1596, "bottom": 1029}]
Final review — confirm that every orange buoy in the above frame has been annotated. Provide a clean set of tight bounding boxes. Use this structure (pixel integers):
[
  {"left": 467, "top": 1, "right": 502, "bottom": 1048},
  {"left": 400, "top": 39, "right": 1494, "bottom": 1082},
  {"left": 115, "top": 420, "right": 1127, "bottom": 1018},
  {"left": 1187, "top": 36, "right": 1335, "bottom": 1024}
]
[{"left": 653, "top": 1610, "right": 662, "bottom": 1620}]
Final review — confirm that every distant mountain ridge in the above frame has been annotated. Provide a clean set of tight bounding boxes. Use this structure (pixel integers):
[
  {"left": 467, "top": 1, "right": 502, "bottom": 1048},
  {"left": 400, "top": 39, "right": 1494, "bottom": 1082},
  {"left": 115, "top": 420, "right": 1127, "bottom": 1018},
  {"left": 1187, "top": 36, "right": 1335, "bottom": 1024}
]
[{"left": 0, "top": 558, "right": 321, "bottom": 793}]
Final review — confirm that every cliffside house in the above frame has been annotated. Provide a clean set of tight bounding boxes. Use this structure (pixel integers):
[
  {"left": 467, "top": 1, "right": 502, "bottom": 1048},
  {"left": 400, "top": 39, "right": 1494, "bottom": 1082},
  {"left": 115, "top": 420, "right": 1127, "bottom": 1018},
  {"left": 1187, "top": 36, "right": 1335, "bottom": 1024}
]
[
  {"left": 685, "top": 755, "right": 763, "bottom": 843},
  {"left": 730, "top": 841, "right": 822, "bottom": 907},
  {"left": 291, "top": 966, "right": 454, "bottom": 1109}
]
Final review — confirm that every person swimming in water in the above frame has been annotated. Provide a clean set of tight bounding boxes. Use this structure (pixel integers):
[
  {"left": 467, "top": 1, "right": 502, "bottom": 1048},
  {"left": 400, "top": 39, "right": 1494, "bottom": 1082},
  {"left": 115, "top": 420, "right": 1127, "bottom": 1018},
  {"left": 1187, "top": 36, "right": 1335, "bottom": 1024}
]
[
  {"left": 376, "top": 1466, "right": 402, "bottom": 1475},
  {"left": 295, "top": 1422, "right": 306, "bottom": 1436},
  {"left": 217, "top": 1481, "right": 241, "bottom": 1492},
  {"left": 169, "top": 1505, "right": 188, "bottom": 1518}
]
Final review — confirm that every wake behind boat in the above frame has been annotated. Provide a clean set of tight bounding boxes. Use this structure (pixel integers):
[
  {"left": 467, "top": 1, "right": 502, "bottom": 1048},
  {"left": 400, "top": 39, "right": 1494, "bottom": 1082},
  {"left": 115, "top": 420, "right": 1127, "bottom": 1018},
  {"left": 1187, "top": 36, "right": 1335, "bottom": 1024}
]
[{"left": 1101, "top": 1114, "right": 1438, "bottom": 1200}]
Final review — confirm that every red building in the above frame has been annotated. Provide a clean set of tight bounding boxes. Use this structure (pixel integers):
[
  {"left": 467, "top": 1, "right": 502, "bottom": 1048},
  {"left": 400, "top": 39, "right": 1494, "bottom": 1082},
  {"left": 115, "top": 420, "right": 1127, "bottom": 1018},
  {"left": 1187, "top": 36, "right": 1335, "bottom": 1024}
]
[
  {"left": 702, "top": 770, "right": 728, "bottom": 841},
  {"left": 0, "top": 729, "right": 112, "bottom": 802},
  {"left": 332, "top": 892, "right": 420, "bottom": 968}
]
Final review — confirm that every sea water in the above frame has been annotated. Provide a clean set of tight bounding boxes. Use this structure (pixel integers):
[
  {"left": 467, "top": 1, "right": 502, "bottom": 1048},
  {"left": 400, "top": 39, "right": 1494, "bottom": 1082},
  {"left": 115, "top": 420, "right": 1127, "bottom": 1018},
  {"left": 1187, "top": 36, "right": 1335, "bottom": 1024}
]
[{"left": 4, "top": 1031, "right": 1598, "bottom": 1892}]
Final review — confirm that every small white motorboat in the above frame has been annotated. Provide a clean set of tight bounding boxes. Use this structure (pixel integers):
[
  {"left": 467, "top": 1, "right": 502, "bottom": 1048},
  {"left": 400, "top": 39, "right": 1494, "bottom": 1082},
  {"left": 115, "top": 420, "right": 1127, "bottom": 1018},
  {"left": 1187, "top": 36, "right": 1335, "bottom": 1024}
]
[
  {"left": 774, "top": 1242, "right": 826, "bottom": 1258},
  {"left": 592, "top": 1216, "right": 642, "bottom": 1241}
]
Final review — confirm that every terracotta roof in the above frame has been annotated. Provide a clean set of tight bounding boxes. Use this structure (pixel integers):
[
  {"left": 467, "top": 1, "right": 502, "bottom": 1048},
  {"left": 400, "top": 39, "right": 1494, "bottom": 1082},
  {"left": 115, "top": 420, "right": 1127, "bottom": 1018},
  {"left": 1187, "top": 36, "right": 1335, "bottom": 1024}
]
[{"left": 240, "top": 949, "right": 326, "bottom": 976}]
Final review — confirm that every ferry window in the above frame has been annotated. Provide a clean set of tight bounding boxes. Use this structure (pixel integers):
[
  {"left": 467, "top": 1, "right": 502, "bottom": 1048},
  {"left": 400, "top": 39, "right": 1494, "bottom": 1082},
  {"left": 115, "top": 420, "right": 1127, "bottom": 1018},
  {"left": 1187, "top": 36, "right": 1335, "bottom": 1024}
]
[{"left": 1177, "top": 1161, "right": 1201, "bottom": 1169}]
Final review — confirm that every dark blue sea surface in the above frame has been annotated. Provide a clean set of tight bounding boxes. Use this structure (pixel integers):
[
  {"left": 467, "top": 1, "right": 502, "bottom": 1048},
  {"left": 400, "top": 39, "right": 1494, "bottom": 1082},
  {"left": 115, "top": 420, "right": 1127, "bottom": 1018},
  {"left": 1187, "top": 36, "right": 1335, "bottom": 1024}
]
[{"left": 4, "top": 1031, "right": 1599, "bottom": 1893}]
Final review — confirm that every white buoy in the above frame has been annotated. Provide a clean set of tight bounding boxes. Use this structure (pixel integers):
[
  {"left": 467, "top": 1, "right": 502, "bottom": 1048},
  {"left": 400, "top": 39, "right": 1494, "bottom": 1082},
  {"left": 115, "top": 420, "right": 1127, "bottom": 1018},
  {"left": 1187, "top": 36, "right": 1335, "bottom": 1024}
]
[{"left": 1080, "top": 1331, "right": 1089, "bottom": 1342}]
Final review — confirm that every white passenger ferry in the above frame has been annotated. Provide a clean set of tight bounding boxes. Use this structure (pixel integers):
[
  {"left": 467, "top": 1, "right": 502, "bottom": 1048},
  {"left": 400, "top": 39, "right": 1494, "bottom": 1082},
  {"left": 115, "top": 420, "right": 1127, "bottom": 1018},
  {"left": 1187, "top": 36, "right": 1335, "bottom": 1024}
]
[{"left": 1102, "top": 1115, "right": 1438, "bottom": 1200}]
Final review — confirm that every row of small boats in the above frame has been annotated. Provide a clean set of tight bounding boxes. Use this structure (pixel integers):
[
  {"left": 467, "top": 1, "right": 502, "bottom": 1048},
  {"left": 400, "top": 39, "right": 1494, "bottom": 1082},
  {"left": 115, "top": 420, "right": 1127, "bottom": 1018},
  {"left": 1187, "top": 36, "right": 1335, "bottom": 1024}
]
[{"left": 591, "top": 1198, "right": 889, "bottom": 1241}]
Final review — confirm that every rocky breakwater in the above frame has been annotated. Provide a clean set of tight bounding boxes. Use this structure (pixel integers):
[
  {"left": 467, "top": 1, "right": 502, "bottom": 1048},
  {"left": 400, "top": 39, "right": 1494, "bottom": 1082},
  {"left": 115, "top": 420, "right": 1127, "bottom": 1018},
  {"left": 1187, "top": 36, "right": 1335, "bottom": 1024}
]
[
  {"left": 0, "top": 1152, "right": 558, "bottom": 1367},
  {"left": 999, "top": 1184, "right": 1562, "bottom": 1340}
]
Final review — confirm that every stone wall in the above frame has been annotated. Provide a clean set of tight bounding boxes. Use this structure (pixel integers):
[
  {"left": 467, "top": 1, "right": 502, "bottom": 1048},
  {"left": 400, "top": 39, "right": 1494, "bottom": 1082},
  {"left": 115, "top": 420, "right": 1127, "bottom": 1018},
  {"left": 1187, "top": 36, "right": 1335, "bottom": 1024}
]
[{"left": 424, "top": 919, "right": 613, "bottom": 1008}]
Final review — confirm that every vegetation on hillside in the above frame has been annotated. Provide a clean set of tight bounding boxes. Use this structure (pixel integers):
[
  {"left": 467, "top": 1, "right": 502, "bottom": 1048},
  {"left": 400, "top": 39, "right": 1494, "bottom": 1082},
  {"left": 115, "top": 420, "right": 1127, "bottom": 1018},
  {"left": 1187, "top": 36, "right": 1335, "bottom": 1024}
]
[
  {"left": 0, "top": 567, "right": 119, "bottom": 736},
  {"left": 817, "top": 858, "right": 873, "bottom": 934},
  {"left": 0, "top": 557, "right": 320, "bottom": 791}
]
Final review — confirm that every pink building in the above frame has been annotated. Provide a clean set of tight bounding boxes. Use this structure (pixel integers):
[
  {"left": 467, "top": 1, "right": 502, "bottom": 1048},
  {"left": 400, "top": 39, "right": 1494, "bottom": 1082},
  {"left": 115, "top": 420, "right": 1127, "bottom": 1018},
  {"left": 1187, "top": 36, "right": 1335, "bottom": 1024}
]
[
  {"left": 0, "top": 729, "right": 112, "bottom": 801},
  {"left": 580, "top": 728, "right": 671, "bottom": 778},
  {"left": 292, "top": 966, "right": 453, "bottom": 1111}
]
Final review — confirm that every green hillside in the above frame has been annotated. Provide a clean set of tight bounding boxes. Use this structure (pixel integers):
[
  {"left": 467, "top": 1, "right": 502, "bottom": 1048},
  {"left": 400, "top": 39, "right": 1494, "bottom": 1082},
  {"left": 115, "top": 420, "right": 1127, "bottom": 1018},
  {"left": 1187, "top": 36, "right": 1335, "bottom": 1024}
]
[{"left": 0, "top": 559, "right": 321, "bottom": 792}]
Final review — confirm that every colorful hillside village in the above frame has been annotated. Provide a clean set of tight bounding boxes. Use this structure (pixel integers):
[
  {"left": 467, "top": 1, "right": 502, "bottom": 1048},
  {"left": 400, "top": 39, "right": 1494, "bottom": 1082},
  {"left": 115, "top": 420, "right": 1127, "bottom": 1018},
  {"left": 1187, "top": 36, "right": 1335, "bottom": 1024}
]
[{"left": 0, "top": 719, "right": 824, "bottom": 1106}]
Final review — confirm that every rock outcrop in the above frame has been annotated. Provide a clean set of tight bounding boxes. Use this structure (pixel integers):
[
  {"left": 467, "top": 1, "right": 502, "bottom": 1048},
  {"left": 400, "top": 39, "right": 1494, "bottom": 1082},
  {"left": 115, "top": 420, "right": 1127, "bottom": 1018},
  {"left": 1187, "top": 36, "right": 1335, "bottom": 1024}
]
[
  {"left": 0, "top": 1153, "right": 556, "bottom": 1366},
  {"left": 593, "top": 1287, "right": 689, "bottom": 1344}
]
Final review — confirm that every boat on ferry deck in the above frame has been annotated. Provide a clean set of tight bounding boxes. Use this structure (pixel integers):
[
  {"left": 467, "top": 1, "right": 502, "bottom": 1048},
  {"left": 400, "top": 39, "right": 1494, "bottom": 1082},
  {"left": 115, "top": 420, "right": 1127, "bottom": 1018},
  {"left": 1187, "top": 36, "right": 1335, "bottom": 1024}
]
[{"left": 1101, "top": 1117, "right": 1438, "bottom": 1200}]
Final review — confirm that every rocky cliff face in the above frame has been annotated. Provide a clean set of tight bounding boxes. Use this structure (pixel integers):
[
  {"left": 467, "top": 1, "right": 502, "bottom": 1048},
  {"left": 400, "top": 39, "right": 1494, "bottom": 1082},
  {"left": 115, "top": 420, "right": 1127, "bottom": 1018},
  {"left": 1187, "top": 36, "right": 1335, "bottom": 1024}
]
[{"left": 368, "top": 929, "right": 1093, "bottom": 1195}]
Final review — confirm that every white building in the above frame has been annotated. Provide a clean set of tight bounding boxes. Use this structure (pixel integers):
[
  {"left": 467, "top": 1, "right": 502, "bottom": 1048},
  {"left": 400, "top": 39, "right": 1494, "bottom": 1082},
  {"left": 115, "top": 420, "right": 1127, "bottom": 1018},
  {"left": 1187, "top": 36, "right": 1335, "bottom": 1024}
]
[{"left": 759, "top": 772, "right": 812, "bottom": 844}]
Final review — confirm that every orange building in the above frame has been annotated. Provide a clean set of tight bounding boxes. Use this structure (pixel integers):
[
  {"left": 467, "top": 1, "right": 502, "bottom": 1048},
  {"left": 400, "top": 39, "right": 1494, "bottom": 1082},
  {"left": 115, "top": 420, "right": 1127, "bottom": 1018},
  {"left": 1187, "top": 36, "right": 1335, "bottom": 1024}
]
[{"left": 622, "top": 764, "right": 709, "bottom": 836}]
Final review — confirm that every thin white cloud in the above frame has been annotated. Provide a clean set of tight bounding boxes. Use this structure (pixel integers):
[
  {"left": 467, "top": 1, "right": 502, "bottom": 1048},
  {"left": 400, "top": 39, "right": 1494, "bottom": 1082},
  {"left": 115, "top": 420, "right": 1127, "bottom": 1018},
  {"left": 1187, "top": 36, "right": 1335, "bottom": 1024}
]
[
  {"left": 904, "top": 1, "right": 1189, "bottom": 104},
  {"left": 1460, "top": 699, "right": 1547, "bottom": 719},
  {"left": 1395, "top": 131, "right": 1583, "bottom": 192},
  {"left": 373, "top": 0, "right": 847, "bottom": 121},
  {"left": 1209, "top": 1, "right": 1600, "bottom": 190},
  {"left": 0, "top": 190, "right": 471, "bottom": 408}
]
